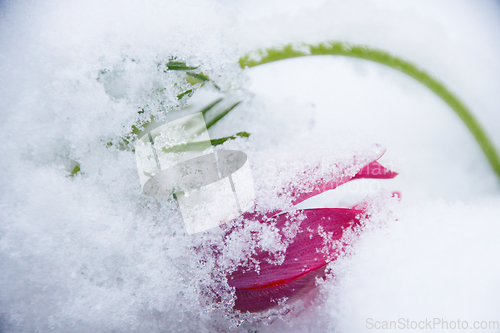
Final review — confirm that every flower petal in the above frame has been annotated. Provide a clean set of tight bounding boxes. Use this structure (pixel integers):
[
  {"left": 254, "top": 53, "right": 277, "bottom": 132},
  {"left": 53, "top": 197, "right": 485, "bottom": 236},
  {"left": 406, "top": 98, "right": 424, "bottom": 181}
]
[
  {"left": 228, "top": 208, "right": 361, "bottom": 312},
  {"left": 232, "top": 265, "right": 326, "bottom": 313},
  {"left": 224, "top": 156, "right": 398, "bottom": 312},
  {"left": 352, "top": 160, "right": 398, "bottom": 179},
  {"left": 286, "top": 160, "right": 397, "bottom": 210}
]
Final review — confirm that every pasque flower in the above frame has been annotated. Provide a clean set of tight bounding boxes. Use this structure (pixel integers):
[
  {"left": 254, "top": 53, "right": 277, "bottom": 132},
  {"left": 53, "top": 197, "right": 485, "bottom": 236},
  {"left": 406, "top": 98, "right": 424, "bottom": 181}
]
[{"left": 224, "top": 157, "right": 398, "bottom": 313}]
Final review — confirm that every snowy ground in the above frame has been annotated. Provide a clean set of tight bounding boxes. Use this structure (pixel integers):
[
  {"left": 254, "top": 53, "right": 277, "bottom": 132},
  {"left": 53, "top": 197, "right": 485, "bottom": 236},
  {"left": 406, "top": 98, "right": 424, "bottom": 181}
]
[{"left": 1, "top": 0, "right": 500, "bottom": 332}]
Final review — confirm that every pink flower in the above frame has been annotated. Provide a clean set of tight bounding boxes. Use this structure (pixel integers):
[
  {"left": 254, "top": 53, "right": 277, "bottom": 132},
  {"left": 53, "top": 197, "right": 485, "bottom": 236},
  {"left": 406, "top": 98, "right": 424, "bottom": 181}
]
[{"left": 224, "top": 157, "right": 398, "bottom": 313}]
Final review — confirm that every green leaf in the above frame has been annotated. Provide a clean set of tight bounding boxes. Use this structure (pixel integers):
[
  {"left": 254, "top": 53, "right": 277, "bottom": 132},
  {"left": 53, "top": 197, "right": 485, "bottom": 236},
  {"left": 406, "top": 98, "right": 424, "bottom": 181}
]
[
  {"left": 185, "top": 72, "right": 210, "bottom": 85},
  {"left": 165, "top": 61, "right": 199, "bottom": 71},
  {"left": 161, "top": 141, "right": 209, "bottom": 154},
  {"left": 160, "top": 132, "right": 251, "bottom": 154},
  {"left": 69, "top": 163, "right": 80, "bottom": 177},
  {"left": 177, "top": 88, "right": 194, "bottom": 100},
  {"left": 209, "top": 132, "right": 250, "bottom": 146},
  {"left": 205, "top": 101, "right": 242, "bottom": 129},
  {"left": 200, "top": 98, "right": 223, "bottom": 115}
]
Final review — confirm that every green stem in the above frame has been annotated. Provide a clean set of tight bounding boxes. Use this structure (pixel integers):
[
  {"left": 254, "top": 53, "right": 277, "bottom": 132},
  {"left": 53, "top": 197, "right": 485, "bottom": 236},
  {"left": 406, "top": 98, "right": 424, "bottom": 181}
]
[{"left": 239, "top": 42, "right": 500, "bottom": 181}]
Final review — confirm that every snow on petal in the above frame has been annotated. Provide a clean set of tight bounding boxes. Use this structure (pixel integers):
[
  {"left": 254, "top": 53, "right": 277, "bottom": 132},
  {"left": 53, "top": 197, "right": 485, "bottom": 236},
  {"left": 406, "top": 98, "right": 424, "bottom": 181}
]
[{"left": 227, "top": 208, "right": 362, "bottom": 312}]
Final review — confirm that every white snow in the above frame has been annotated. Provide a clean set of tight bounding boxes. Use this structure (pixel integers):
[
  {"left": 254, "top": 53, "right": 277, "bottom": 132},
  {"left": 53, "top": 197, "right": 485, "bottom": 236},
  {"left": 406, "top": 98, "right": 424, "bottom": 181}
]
[{"left": 1, "top": 0, "right": 500, "bottom": 332}]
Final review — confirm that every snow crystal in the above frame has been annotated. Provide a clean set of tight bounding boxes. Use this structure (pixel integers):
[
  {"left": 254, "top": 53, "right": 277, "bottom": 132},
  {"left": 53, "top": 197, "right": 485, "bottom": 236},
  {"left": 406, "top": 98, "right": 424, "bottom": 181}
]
[{"left": 1, "top": 0, "right": 500, "bottom": 332}]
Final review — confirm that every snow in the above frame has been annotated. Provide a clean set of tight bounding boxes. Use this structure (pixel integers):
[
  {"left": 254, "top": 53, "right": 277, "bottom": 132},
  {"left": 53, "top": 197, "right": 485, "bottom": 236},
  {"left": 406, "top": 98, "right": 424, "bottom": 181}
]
[{"left": 1, "top": 0, "right": 500, "bottom": 331}]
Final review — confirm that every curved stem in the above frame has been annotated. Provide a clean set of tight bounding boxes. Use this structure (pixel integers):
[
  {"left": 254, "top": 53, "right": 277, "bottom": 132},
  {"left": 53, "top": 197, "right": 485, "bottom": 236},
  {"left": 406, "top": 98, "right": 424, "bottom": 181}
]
[{"left": 239, "top": 42, "right": 500, "bottom": 181}]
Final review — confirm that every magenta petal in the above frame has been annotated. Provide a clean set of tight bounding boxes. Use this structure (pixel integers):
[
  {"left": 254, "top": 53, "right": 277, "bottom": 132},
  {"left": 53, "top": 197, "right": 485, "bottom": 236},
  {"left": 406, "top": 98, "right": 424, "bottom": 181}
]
[
  {"left": 232, "top": 265, "right": 326, "bottom": 313},
  {"left": 288, "top": 178, "right": 345, "bottom": 208},
  {"left": 287, "top": 161, "right": 396, "bottom": 209},
  {"left": 223, "top": 155, "right": 398, "bottom": 312},
  {"left": 228, "top": 208, "right": 361, "bottom": 312},
  {"left": 352, "top": 161, "right": 398, "bottom": 179}
]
